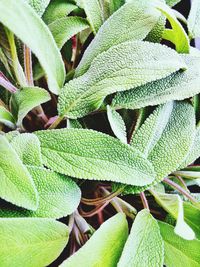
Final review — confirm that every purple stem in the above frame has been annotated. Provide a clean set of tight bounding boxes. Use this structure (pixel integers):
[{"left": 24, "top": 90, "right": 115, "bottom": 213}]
[
  {"left": 0, "top": 72, "right": 17, "bottom": 93},
  {"left": 140, "top": 192, "right": 149, "bottom": 210}
]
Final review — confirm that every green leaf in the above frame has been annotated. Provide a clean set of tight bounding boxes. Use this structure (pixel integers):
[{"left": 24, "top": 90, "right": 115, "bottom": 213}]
[
  {"left": 49, "top": 17, "right": 89, "bottom": 49},
  {"left": 131, "top": 102, "right": 173, "bottom": 156},
  {"left": 0, "top": 166, "right": 81, "bottom": 218},
  {"left": 159, "top": 221, "right": 200, "bottom": 267},
  {"left": 0, "top": 0, "right": 66, "bottom": 94},
  {"left": 0, "top": 218, "right": 69, "bottom": 267},
  {"left": 188, "top": 0, "right": 200, "bottom": 39},
  {"left": 106, "top": 0, "right": 125, "bottom": 16},
  {"left": 166, "top": 0, "right": 181, "bottom": 7},
  {"left": 184, "top": 202, "right": 200, "bottom": 239},
  {"left": 36, "top": 128, "right": 156, "bottom": 186},
  {"left": 58, "top": 41, "right": 185, "bottom": 119},
  {"left": 112, "top": 53, "right": 200, "bottom": 112},
  {"left": 0, "top": 136, "right": 38, "bottom": 210},
  {"left": 11, "top": 87, "right": 50, "bottom": 126},
  {"left": 107, "top": 105, "right": 127, "bottom": 144},
  {"left": 26, "top": 0, "right": 50, "bottom": 16},
  {"left": 43, "top": 0, "right": 77, "bottom": 25},
  {"left": 155, "top": 1, "right": 190, "bottom": 53},
  {"left": 60, "top": 213, "right": 128, "bottom": 267},
  {"left": 118, "top": 209, "right": 164, "bottom": 267},
  {"left": 10, "top": 133, "right": 43, "bottom": 166},
  {"left": 76, "top": 0, "right": 104, "bottom": 34},
  {"left": 145, "top": 15, "right": 166, "bottom": 43},
  {"left": 75, "top": 0, "right": 161, "bottom": 77},
  {"left": 151, "top": 191, "right": 195, "bottom": 240},
  {"left": 0, "top": 105, "right": 15, "bottom": 129}
]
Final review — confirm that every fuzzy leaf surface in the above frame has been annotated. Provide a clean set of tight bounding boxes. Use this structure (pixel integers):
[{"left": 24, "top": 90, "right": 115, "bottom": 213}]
[{"left": 188, "top": 0, "right": 200, "bottom": 39}]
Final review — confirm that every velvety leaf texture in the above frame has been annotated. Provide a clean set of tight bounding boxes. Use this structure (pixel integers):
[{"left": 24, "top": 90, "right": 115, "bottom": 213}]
[
  {"left": 58, "top": 41, "right": 185, "bottom": 119},
  {"left": 0, "top": 0, "right": 65, "bottom": 94},
  {"left": 26, "top": 0, "right": 50, "bottom": 16},
  {"left": 60, "top": 213, "right": 128, "bottom": 267},
  {"left": 118, "top": 209, "right": 164, "bottom": 267},
  {"left": 0, "top": 166, "right": 81, "bottom": 219},
  {"left": 0, "top": 136, "right": 38, "bottom": 210},
  {"left": 36, "top": 128, "right": 156, "bottom": 186},
  {"left": 75, "top": 0, "right": 161, "bottom": 77},
  {"left": 188, "top": 0, "right": 200, "bottom": 39},
  {"left": 0, "top": 218, "right": 69, "bottom": 267}
]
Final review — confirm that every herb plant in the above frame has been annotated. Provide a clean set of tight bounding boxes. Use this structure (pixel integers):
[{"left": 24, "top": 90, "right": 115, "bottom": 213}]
[{"left": 0, "top": 0, "right": 200, "bottom": 266}]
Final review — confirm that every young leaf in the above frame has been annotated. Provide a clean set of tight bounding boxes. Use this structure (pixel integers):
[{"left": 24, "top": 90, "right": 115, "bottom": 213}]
[
  {"left": 11, "top": 87, "right": 50, "bottom": 126},
  {"left": 60, "top": 213, "right": 128, "bottom": 267},
  {"left": 159, "top": 221, "right": 200, "bottom": 267},
  {"left": 112, "top": 53, "right": 200, "bottom": 112},
  {"left": 0, "top": 105, "right": 15, "bottom": 129},
  {"left": 49, "top": 17, "right": 89, "bottom": 49},
  {"left": 43, "top": 0, "right": 77, "bottom": 25},
  {"left": 36, "top": 128, "right": 156, "bottom": 186},
  {"left": 0, "top": 136, "right": 38, "bottom": 210},
  {"left": 0, "top": 166, "right": 81, "bottom": 219},
  {"left": 188, "top": 0, "right": 200, "bottom": 39},
  {"left": 76, "top": 0, "right": 104, "bottom": 34},
  {"left": 155, "top": 1, "right": 190, "bottom": 53},
  {"left": 107, "top": 105, "right": 127, "bottom": 144},
  {"left": 75, "top": 0, "right": 161, "bottom": 77},
  {"left": 151, "top": 191, "right": 195, "bottom": 240},
  {"left": 58, "top": 41, "right": 185, "bottom": 119},
  {"left": 0, "top": 218, "right": 69, "bottom": 267},
  {"left": 26, "top": 0, "right": 50, "bottom": 17},
  {"left": 184, "top": 202, "right": 200, "bottom": 239},
  {"left": 118, "top": 209, "right": 164, "bottom": 267},
  {"left": 0, "top": 0, "right": 66, "bottom": 94},
  {"left": 10, "top": 133, "right": 43, "bottom": 166}
]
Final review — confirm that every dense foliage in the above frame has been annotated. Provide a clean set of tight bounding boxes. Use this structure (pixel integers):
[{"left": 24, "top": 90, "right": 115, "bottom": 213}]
[{"left": 0, "top": 0, "right": 200, "bottom": 266}]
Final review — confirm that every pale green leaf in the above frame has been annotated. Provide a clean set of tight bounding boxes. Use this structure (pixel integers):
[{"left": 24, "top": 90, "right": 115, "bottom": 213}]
[
  {"left": 75, "top": 0, "right": 161, "bottom": 77},
  {"left": 106, "top": 0, "right": 125, "bottom": 16},
  {"left": 67, "top": 118, "right": 83, "bottom": 129},
  {"left": 58, "top": 41, "right": 185, "bottom": 119},
  {"left": 5, "top": 130, "right": 20, "bottom": 142},
  {"left": 49, "top": 17, "right": 89, "bottom": 49},
  {"left": 76, "top": 0, "right": 104, "bottom": 34},
  {"left": 0, "top": 0, "right": 66, "bottom": 94},
  {"left": 43, "top": 0, "right": 77, "bottom": 25},
  {"left": 0, "top": 218, "right": 69, "bottom": 267},
  {"left": 112, "top": 53, "right": 200, "bottom": 111},
  {"left": 25, "top": 0, "right": 50, "bottom": 16},
  {"left": 107, "top": 105, "right": 127, "bottom": 144},
  {"left": 36, "top": 128, "right": 156, "bottom": 186},
  {"left": 0, "top": 166, "right": 81, "bottom": 218},
  {"left": 0, "top": 136, "right": 38, "bottom": 210},
  {"left": 10, "top": 133, "right": 43, "bottom": 166},
  {"left": 155, "top": 1, "right": 190, "bottom": 53},
  {"left": 184, "top": 202, "right": 200, "bottom": 239},
  {"left": 0, "top": 105, "right": 15, "bottom": 129},
  {"left": 159, "top": 221, "right": 200, "bottom": 267},
  {"left": 118, "top": 209, "right": 164, "bottom": 267},
  {"left": 60, "top": 213, "right": 128, "bottom": 267},
  {"left": 145, "top": 15, "right": 166, "bottom": 43},
  {"left": 166, "top": 0, "right": 181, "bottom": 7},
  {"left": 151, "top": 191, "right": 195, "bottom": 240},
  {"left": 11, "top": 87, "right": 50, "bottom": 126},
  {"left": 188, "top": 0, "right": 200, "bottom": 39}
]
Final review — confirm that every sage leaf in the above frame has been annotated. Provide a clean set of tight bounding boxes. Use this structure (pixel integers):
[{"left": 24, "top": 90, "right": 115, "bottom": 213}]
[
  {"left": 145, "top": 15, "right": 166, "bottom": 43},
  {"left": 76, "top": 0, "right": 104, "bottom": 34},
  {"left": 0, "top": 136, "right": 38, "bottom": 210},
  {"left": 58, "top": 41, "right": 185, "bottom": 119},
  {"left": 11, "top": 87, "right": 50, "bottom": 126},
  {"left": 107, "top": 105, "right": 127, "bottom": 144},
  {"left": 26, "top": 0, "right": 50, "bottom": 16},
  {"left": 0, "top": 0, "right": 66, "bottom": 94},
  {"left": 0, "top": 105, "right": 15, "bottom": 129},
  {"left": 43, "top": 0, "right": 77, "bottom": 25},
  {"left": 49, "top": 17, "right": 89, "bottom": 49},
  {"left": 60, "top": 213, "right": 128, "bottom": 267},
  {"left": 184, "top": 202, "right": 200, "bottom": 239},
  {"left": 75, "top": 0, "right": 161, "bottom": 77},
  {"left": 112, "top": 53, "right": 200, "bottom": 112},
  {"left": 159, "top": 221, "right": 200, "bottom": 267},
  {"left": 151, "top": 191, "right": 195, "bottom": 240},
  {"left": 0, "top": 218, "right": 69, "bottom": 267},
  {"left": 10, "top": 133, "right": 43, "bottom": 166},
  {"left": 166, "top": 0, "right": 181, "bottom": 7},
  {"left": 36, "top": 128, "right": 156, "bottom": 186},
  {"left": 118, "top": 209, "right": 164, "bottom": 267},
  {"left": 0, "top": 166, "right": 81, "bottom": 218},
  {"left": 188, "top": 0, "right": 200, "bottom": 39}
]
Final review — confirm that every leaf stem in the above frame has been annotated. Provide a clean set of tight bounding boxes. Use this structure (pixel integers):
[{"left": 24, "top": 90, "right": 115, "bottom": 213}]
[
  {"left": 140, "top": 192, "right": 149, "bottom": 210},
  {"left": 48, "top": 115, "right": 64, "bottom": 129},
  {"left": 23, "top": 45, "right": 34, "bottom": 86}
]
